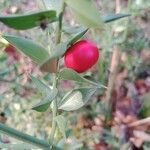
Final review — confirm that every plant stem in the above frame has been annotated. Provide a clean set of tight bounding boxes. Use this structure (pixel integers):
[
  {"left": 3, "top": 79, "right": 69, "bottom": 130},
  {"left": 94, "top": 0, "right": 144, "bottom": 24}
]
[
  {"left": 104, "top": 0, "right": 123, "bottom": 124},
  {"left": 49, "top": 74, "right": 58, "bottom": 147},
  {"left": 49, "top": 1, "right": 65, "bottom": 148},
  {"left": 105, "top": 46, "right": 121, "bottom": 122},
  {"left": 55, "top": 1, "right": 65, "bottom": 44}
]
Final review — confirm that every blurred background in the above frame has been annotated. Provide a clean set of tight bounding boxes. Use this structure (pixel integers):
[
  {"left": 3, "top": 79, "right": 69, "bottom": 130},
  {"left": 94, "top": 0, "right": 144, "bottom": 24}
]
[{"left": 0, "top": 0, "right": 150, "bottom": 149}]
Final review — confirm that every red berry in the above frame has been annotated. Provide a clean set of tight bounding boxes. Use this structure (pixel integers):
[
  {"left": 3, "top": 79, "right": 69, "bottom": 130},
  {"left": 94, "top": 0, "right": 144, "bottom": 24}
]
[{"left": 64, "top": 40, "right": 99, "bottom": 73}]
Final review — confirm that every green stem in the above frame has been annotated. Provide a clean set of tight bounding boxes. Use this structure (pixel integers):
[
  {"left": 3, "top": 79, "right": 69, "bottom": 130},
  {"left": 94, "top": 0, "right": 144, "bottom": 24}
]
[
  {"left": 49, "top": 74, "right": 58, "bottom": 147},
  {"left": 49, "top": 1, "right": 65, "bottom": 148},
  {"left": 55, "top": 1, "right": 65, "bottom": 44}
]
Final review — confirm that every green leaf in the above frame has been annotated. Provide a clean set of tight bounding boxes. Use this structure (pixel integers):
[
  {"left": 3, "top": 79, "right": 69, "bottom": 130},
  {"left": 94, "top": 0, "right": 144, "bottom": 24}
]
[
  {"left": 54, "top": 115, "right": 68, "bottom": 138},
  {"left": 30, "top": 75, "right": 50, "bottom": 95},
  {"left": 2, "top": 35, "right": 49, "bottom": 65},
  {"left": 68, "top": 28, "right": 88, "bottom": 45},
  {"left": 32, "top": 89, "right": 58, "bottom": 112},
  {"left": 65, "top": 0, "right": 103, "bottom": 28},
  {"left": 32, "top": 89, "right": 57, "bottom": 112},
  {"left": 58, "top": 68, "right": 106, "bottom": 89},
  {"left": 0, "top": 123, "right": 50, "bottom": 150},
  {"left": 103, "top": 13, "right": 131, "bottom": 23},
  {"left": 58, "top": 68, "right": 90, "bottom": 83},
  {"left": 30, "top": 75, "right": 58, "bottom": 112},
  {"left": 0, "top": 10, "right": 57, "bottom": 30},
  {"left": 58, "top": 87, "right": 97, "bottom": 111}
]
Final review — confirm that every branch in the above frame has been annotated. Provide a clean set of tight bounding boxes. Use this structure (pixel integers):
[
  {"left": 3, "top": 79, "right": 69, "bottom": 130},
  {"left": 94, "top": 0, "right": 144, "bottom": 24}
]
[{"left": 104, "top": 46, "right": 121, "bottom": 121}]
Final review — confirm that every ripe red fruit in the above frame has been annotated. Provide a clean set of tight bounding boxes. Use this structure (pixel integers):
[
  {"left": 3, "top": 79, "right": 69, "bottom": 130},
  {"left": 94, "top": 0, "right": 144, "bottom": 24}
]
[{"left": 64, "top": 40, "right": 99, "bottom": 73}]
